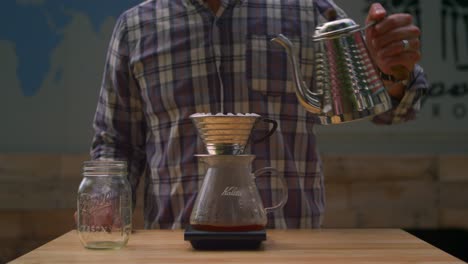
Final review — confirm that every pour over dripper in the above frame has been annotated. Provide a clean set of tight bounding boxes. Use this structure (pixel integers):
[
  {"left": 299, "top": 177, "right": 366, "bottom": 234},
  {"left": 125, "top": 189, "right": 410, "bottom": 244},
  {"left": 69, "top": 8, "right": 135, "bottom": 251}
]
[{"left": 190, "top": 113, "right": 278, "bottom": 155}]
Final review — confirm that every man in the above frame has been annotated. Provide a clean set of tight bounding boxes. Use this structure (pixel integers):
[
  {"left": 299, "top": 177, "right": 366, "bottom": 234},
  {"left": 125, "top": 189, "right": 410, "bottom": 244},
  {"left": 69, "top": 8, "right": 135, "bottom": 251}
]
[{"left": 90, "top": 0, "right": 427, "bottom": 229}]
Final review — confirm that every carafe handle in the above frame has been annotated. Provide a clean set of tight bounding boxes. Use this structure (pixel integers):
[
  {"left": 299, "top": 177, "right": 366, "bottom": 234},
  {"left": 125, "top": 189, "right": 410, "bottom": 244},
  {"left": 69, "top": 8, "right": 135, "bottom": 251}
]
[{"left": 253, "top": 167, "right": 288, "bottom": 213}]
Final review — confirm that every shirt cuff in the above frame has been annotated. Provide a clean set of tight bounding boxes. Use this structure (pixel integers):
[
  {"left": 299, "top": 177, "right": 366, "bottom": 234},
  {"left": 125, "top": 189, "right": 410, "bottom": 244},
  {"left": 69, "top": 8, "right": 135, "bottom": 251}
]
[{"left": 372, "top": 65, "right": 428, "bottom": 125}]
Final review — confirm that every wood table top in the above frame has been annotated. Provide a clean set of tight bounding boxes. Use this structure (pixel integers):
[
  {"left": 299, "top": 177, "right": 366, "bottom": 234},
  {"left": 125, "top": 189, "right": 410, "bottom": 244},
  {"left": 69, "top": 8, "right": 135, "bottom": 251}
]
[{"left": 9, "top": 229, "right": 465, "bottom": 264}]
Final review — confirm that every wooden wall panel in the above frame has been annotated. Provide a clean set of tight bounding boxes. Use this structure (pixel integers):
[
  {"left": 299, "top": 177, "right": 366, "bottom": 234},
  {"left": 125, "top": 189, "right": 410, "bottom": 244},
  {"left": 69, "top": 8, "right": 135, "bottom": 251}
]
[{"left": 0, "top": 153, "right": 467, "bottom": 263}]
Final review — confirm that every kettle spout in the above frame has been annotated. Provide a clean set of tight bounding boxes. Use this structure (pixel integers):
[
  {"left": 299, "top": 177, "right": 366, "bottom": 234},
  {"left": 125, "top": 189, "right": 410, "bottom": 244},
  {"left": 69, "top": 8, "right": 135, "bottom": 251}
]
[{"left": 270, "top": 34, "right": 322, "bottom": 114}]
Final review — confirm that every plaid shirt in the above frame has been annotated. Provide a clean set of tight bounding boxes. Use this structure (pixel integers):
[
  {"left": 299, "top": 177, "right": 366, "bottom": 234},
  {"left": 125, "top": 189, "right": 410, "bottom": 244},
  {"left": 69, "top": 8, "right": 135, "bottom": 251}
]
[{"left": 91, "top": 0, "right": 428, "bottom": 229}]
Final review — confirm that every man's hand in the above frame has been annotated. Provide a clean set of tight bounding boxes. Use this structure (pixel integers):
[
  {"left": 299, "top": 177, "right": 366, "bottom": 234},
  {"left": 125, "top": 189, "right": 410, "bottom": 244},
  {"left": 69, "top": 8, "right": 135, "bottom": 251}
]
[{"left": 365, "top": 3, "right": 421, "bottom": 78}]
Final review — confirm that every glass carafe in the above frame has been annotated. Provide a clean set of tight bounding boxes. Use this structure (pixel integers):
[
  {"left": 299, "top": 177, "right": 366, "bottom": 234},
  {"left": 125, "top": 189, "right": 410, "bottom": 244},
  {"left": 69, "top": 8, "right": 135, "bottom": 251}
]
[{"left": 190, "top": 155, "right": 288, "bottom": 231}]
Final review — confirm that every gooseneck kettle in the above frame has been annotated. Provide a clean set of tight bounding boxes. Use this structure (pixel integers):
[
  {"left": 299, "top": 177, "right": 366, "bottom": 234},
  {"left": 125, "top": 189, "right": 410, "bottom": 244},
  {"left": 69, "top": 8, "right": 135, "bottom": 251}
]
[{"left": 271, "top": 18, "right": 392, "bottom": 124}]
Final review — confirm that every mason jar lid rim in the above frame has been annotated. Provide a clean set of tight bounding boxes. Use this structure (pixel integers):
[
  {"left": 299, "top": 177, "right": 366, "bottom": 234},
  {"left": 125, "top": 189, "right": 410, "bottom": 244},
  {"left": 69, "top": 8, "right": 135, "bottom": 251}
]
[
  {"left": 83, "top": 160, "right": 127, "bottom": 165},
  {"left": 82, "top": 160, "right": 127, "bottom": 176}
]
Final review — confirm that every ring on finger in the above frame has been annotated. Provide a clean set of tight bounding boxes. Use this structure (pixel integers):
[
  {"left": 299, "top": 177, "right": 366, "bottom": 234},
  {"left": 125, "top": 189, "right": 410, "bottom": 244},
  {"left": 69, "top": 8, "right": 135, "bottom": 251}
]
[{"left": 402, "top": 39, "right": 410, "bottom": 51}]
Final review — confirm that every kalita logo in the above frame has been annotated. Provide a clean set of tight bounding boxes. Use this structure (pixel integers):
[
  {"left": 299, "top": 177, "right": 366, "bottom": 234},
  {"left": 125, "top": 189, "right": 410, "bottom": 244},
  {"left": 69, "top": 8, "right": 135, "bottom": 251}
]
[{"left": 221, "top": 186, "right": 242, "bottom": 197}]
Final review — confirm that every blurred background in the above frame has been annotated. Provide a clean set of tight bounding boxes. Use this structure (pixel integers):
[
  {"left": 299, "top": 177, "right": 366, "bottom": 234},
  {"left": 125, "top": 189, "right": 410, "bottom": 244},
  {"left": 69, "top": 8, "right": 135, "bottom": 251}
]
[{"left": 0, "top": 0, "right": 467, "bottom": 262}]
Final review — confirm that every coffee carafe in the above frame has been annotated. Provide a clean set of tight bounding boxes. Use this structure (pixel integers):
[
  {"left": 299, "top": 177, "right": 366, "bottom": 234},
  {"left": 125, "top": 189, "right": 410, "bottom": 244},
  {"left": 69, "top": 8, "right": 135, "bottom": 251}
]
[
  {"left": 190, "top": 155, "right": 288, "bottom": 232},
  {"left": 188, "top": 113, "right": 287, "bottom": 232},
  {"left": 271, "top": 18, "right": 392, "bottom": 124}
]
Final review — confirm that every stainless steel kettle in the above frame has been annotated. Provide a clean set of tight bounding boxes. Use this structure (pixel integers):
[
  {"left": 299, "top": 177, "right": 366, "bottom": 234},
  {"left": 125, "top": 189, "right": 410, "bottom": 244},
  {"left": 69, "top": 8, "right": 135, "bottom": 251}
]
[{"left": 271, "top": 18, "right": 392, "bottom": 125}]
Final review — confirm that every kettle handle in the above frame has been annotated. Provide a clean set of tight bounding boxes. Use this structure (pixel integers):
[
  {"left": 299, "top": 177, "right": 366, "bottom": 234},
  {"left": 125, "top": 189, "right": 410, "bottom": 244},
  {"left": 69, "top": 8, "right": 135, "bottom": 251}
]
[{"left": 253, "top": 167, "right": 288, "bottom": 214}]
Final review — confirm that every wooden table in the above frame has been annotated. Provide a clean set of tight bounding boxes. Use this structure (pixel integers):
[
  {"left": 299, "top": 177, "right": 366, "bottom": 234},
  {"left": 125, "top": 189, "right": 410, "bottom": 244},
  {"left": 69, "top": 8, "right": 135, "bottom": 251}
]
[{"left": 10, "top": 229, "right": 464, "bottom": 264}]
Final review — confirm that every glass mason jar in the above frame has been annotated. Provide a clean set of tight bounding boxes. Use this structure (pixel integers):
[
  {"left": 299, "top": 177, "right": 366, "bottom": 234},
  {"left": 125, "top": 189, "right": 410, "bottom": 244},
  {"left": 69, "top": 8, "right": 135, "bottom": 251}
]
[{"left": 77, "top": 160, "right": 132, "bottom": 249}]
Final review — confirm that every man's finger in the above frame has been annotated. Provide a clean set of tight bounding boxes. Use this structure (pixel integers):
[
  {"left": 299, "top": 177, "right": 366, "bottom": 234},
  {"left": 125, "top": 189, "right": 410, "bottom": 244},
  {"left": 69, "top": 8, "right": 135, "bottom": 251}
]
[
  {"left": 366, "top": 3, "right": 386, "bottom": 24},
  {"left": 374, "top": 14, "right": 414, "bottom": 36}
]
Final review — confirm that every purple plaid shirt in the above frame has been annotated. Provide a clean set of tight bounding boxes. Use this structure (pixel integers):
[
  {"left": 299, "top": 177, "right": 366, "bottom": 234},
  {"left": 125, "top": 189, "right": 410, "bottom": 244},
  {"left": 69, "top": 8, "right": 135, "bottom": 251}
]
[{"left": 91, "top": 0, "right": 428, "bottom": 229}]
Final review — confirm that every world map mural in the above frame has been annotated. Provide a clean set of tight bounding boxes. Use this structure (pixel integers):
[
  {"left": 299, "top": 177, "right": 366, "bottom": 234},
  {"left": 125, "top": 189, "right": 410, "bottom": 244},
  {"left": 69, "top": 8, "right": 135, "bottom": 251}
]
[{"left": 0, "top": 0, "right": 140, "bottom": 96}]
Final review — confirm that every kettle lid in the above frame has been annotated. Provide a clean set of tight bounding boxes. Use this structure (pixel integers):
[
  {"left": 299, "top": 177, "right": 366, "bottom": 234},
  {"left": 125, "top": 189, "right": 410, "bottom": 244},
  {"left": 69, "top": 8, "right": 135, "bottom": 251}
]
[{"left": 314, "top": 18, "right": 360, "bottom": 40}]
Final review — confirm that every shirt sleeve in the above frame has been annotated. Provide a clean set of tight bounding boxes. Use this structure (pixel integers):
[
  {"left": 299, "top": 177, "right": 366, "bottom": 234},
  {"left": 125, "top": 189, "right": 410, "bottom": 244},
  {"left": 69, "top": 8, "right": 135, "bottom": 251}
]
[
  {"left": 371, "top": 64, "right": 429, "bottom": 125},
  {"left": 90, "top": 12, "right": 147, "bottom": 207}
]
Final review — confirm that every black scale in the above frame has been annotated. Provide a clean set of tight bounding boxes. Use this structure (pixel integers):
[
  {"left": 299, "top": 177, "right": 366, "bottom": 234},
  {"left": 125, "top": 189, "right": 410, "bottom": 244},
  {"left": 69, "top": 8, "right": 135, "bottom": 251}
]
[{"left": 184, "top": 226, "right": 267, "bottom": 250}]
